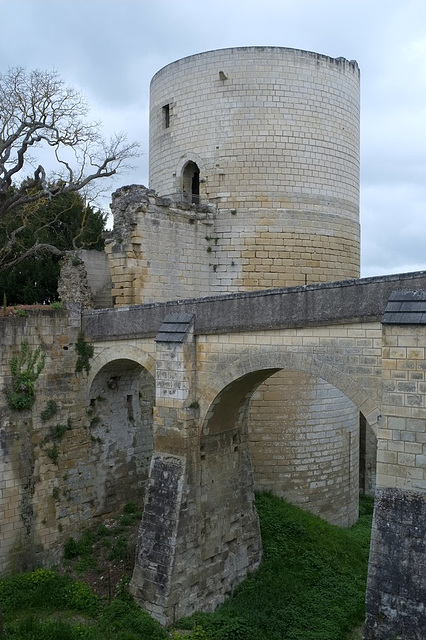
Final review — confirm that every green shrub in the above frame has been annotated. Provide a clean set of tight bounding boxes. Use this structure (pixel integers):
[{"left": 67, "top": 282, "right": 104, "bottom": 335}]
[
  {"left": 6, "top": 615, "right": 98, "bottom": 639},
  {"left": 63, "top": 531, "right": 95, "bottom": 561},
  {"left": 5, "top": 341, "right": 45, "bottom": 410},
  {"left": 108, "top": 535, "right": 128, "bottom": 561},
  {"left": 122, "top": 502, "right": 138, "bottom": 514},
  {"left": 75, "top": 331, "right": 94, "bottom": 374},
  {"left": 65, "top": 580, "right": 99, "bottom": 615},
  {"left": 0, "top": 569, "right": 76, "bottom": 615},
  {"left": 100, "top": 598, "right": 168, "bottom": 639},
  {"left": 50, "top": 301, "right": 64, "bottom": 310},
  {"left": 41, "top": 400, "right": 58, "bottom": 422},
  {"left": 46, "top": 445, "right": 59, "bottom": 464}
]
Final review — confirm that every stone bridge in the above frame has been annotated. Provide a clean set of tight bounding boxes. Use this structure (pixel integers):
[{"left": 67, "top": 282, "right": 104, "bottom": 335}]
[{"left": 83, "top": 270, "right": 426, "bottom": 636}]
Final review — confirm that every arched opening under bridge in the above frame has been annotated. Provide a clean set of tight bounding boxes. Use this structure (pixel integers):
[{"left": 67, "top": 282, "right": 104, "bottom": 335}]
[{"left": 87, "top": 358, "right": 155, "bottom": 517}]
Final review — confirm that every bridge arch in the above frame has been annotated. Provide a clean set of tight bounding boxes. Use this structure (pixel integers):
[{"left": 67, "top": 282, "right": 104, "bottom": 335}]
[
  {"left": 198, "top": 346, "right": 379, "bottom": 528},
  {"left": 198, "top": 346, "right": 380, "bottom": 428},
  {"left": 83, "top": 346, "right": 156, "bottom": 518},
  {"left": 87, "top": 345, "right": 156, "bottom": 391}
]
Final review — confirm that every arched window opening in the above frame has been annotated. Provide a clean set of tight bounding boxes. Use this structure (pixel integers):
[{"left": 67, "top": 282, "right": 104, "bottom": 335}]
[{"left": 182, "top": 161, "right": 200, "bottom": 204}]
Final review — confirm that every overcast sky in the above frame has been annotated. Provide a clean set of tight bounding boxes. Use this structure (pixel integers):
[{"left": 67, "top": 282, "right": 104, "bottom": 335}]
[{"left": 1, "top": 0, "right": 425, "bottom": 277}]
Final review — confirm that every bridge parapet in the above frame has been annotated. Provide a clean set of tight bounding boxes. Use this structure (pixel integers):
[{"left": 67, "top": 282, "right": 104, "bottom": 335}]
[{"left": 83, "top": 271, "right": 426, "bottom": 340}]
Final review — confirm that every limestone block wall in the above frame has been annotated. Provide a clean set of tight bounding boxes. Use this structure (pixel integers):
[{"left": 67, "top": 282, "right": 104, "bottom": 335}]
[
  {"left": 248, "top": 370, "right": 359, "bottom": 527},
  {"left": 0, "top": 310, "right": 154, "bottom": 574},
  {"left": 149, "top": 47, "right": 360, "bottom": 291},
  {"left": 107, "top": 186, "right": 215, "bottom": 304},
  {"left": 149, "top": 47, "right": 360, "bottom": 219},
  {"left": 210, "top": 208, "right": 359, "bottom": 291},
  {"left": 77, "top": 249, "right": 113, "bottom": 309},
  {"left": 108, "top": 186, "right": 359, "bottom": 303},
  {"left": 0, "top": 310, "right": 83, "bottom": 572},
  {"left": 364, "top": 322, "right": 426, "bottom": 639},
  {"left": 376, "top": 324, "right": 426, "bottom": 491}
]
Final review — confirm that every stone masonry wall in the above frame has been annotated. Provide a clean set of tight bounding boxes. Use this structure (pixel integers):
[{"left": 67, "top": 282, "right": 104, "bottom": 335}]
[
  {"left": 149, "top": 47, "right": 359, "bottom": 219},
  {"left": 364, "top": 323, "right": 426, "bottom": 639},
  {"left": 0, "top": 309, "right": 83, "bottom": 572},
  {"left": 108, "top": 187, "right": 359, "bottom": 304},
  {"left": 106, "top": 186, "right": 215, "bottom": 305},
  {"left": 0, "top": 310, "right": 154, "bottom": 574},
  {"left": 249, "top": 370, "right": 359, "bottom": 527},
  {"left": 376, "top": 324, "right": 426, "bottom": 492}
]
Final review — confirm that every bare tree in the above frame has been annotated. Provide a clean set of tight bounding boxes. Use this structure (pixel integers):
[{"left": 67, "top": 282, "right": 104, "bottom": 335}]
[{"left": 0, "top": 67, "right": 139, "bottom": 260}]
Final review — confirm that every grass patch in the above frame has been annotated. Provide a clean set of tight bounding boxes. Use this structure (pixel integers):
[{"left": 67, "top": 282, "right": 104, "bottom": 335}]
[
  {"left": 173, "top": 493, "right": 373, "bottom": 640},
  {"left": 0, "top": 495, "right": 372, "bottom": 639},
  {"left": 0, "top": 568, "right": 167, "bottom": 640}
]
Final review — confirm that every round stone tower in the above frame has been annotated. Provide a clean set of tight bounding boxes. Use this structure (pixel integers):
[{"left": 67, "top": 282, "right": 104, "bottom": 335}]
[
  {"left": 149, "top": 46, "right": 360, "bottom": 287},
  {"left": 147, "top": 47, "right": 363, "bottom": 528}
]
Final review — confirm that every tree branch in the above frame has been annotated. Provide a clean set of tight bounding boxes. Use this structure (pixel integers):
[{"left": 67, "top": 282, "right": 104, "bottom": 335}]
[{"left": 0, "top": 67, "right": 140, "bottom": 223}]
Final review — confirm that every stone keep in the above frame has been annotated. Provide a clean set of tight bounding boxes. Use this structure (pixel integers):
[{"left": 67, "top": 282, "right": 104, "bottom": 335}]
[
  {"left": 149, "top": 46, "right": 360, "bottom": 290},
  {"left": 106, "top": 47, "right": 365, "bottom": 528},
  {"left": 108, "top": 47, "right": 360, "bottom": 299}
]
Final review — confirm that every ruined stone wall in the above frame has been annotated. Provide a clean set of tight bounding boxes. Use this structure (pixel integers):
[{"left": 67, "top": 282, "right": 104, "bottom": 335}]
[
  {"left": 106, "top": 186, "right": 215, "bottom": 304},
  {"left": 77, "top": 249, "right": 113, "bottom": 309},
  {"left": 0, "top": 309, "right": 154, "bottom": 574}
]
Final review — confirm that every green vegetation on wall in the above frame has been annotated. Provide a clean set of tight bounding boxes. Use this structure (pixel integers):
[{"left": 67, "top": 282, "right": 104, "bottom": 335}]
[
  {"left": 5, "top": 341, "right": 46, "bottom": 410},
  {"left": 75, "top": 331, "right": 94, "bottom": 374}
]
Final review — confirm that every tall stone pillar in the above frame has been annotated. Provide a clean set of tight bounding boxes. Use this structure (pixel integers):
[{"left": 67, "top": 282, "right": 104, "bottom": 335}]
[
  {"left": 364, "top": 291, "right": 426, "bottom": 639},
  {"left": 130, "top": 313, "right": 197, "bottom": 624},
  {"left": 130, "top": 312, "right": 262, "bottom": 625}
]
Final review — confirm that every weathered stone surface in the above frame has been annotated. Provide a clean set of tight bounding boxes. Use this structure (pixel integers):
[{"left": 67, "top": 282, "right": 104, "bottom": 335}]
[
  {"left": 0, "top": 309, "right": 155, "bottom": 573},
  {"left": 82, "top": 271, "right": 426, "bottom": 341},
  {"left": 58, "top": 254, "right": 93, "bottom": 309},
  {"left": 364, "top": 488, "right": 426, "bottom": 640},
  {"left": 130, "top": 454, "right": 185, "bottom": 611}
]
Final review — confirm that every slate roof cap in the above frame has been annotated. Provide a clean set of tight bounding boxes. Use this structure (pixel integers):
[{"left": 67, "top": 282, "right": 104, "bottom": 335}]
[
  {"left": 382, "top": 290, "right": 426, "bottom": 324},
  {"left": 156, "top": 312, "right": 195, "bottom": 342}
]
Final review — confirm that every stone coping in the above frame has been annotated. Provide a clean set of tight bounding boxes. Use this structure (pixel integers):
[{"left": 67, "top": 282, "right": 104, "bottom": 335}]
[{"left": 82, "top": 271, "right": 426, "bottom": 340}]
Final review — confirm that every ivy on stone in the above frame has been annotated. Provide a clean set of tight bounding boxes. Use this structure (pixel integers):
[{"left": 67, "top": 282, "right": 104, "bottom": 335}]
[
  {"left": 5, "top": 341, "right": 46, "bottom": 410},
  {"left": 41, "top": 400, "right": 58, "bottom": 422},
  {"left": 75, "top": 331, "right": 94, "bottom": 374}
]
